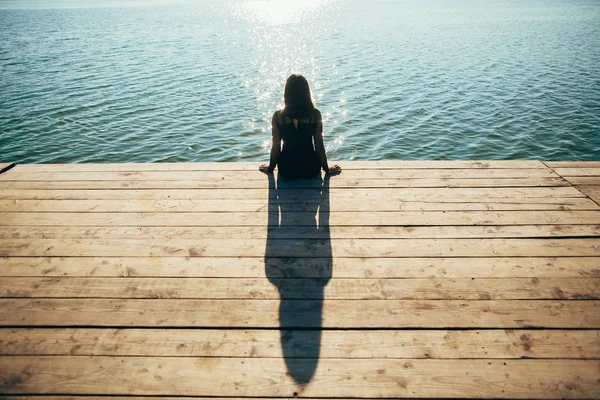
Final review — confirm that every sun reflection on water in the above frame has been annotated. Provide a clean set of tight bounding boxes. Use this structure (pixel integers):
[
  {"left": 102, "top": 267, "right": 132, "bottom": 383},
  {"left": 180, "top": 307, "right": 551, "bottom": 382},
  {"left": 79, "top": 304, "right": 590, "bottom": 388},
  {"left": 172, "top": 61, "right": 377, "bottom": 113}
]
[
  {"left": 235, "top": 0, "right": 337, "bottom": 25},
  {"left": 225, "top": 0, "right": 347, "bottom": 158}
]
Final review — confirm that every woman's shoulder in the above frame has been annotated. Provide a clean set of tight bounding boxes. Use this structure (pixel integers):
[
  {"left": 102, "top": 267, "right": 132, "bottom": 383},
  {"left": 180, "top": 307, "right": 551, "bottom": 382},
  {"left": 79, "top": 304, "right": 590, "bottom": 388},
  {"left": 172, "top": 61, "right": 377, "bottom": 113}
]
[
  {"left": 272, "top": 109, "right": 285, "bottom": 125},
  {"left": 313, "top": 108, "right": 322, "bottom": 122}
]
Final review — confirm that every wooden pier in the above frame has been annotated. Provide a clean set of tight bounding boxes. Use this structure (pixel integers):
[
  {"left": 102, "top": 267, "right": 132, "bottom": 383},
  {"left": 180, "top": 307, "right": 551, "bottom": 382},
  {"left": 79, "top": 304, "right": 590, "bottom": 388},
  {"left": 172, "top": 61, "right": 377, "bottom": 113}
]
[{"left": 0, "top": 160, "right": 599, "bottom": 398}]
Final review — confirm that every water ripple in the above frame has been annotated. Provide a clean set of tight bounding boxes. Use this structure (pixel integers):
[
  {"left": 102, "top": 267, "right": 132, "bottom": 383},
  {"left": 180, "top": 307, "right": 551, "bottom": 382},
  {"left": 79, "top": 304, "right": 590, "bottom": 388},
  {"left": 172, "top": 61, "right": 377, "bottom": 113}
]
[{"left": 1, "top": 0, "right": 599, "bottom": 163}]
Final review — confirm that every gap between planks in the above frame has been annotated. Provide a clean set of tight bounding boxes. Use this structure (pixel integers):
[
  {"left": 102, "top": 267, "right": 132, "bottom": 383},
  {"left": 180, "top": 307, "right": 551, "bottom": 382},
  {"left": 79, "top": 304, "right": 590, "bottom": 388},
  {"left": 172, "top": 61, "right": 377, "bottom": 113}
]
[{"left": 0, "top": 163, "right": 15, "bottom": 175}]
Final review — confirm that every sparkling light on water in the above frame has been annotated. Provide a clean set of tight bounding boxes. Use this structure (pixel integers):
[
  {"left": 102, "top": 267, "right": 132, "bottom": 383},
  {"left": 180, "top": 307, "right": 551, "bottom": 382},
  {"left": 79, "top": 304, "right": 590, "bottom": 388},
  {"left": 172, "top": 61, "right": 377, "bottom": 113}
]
[
  {"left": 228, "top": 0, "right": 348, "bottom": 156},
  {"left": 235, "top": 0, "right": 336, "bottom": 25}
]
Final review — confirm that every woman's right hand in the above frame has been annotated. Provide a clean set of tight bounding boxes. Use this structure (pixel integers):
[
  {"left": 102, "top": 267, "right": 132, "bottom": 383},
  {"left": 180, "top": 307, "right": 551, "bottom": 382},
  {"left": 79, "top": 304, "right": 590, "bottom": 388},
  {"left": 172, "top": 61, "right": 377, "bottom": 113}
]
[{"left": 259, "top": 164, "right": 271, "bottom": 173}]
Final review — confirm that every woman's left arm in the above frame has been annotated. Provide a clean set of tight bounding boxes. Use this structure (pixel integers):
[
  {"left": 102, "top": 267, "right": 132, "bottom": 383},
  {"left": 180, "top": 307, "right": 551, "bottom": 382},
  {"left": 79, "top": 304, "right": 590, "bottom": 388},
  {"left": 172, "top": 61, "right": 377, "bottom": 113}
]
[{"left": 314, "top": 110, "right": 341, "bottom": 174}]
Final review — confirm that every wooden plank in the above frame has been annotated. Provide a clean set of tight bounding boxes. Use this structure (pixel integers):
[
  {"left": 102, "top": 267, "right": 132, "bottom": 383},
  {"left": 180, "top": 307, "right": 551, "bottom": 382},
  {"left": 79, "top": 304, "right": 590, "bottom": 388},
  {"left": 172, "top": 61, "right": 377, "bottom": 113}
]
[
  {"left": 0, "top": 177, "right": 570, "bottom": 189},
  {"left": 1, "top": 238, "right": 599, "bottom": 258},
  {"left": 2, "top": 198, "right": 597, "bottom": 212},
  {"left": 1, "top": 328, "right": 598, "bottom": 359},
  {"left": 553, "top": 168, "right": 600, "bottom": 177},
  {"left": 545, "top": 161, "right": 600, "bottom": 168},
  {"left": 0, "top": 187, "right": 584, "bottom": 200},
  {"left": 1, "top": 357, "right": 598, "bottom": 397},
  {"left": 2, "top": 277, "right": 597, "bottom": 300},
  {"left": 0, "top": 398, "right": 269, "bottom": 400},
  {"left": 0, "top": 398, "right": 338, "bottom": 400},
  {"left": 2, "top": 225, "right": 599, "bottom": 240},
  {"left": 0, "top": 168, "right": 558, "bottom": 181},
  {"left": 1, "top": 257, "right": 597, "bottom": 278},
  {"left": 1, "top": 299, "right": 598, "bottom": 328},
  {"left": 13, "top": 160, "right": 548, "bottom": 172},
  {"left": 0, "top": 398, "right": 274, "bottom": 400},
  {"left": 578, "top": 186, "right": 600, "bottom": 204},
  {"left": 0, "top": 163, "right": 15, "bottom": 175},
  {"left": 2, "top": 210, "right": 599, "bottom": 227},
  {"left": 563, "top": 177, "right": 600, "bottom": 186}
]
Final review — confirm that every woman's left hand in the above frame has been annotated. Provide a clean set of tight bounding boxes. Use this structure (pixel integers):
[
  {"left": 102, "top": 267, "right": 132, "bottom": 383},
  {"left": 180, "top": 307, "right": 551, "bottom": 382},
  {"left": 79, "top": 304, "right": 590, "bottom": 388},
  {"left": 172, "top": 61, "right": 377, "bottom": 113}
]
[
  {"left": 259, "top": 164, "right": 271, "bottom": 173},
  {"left": 326, "top": 165, "right": 342, "bottom": 175}
]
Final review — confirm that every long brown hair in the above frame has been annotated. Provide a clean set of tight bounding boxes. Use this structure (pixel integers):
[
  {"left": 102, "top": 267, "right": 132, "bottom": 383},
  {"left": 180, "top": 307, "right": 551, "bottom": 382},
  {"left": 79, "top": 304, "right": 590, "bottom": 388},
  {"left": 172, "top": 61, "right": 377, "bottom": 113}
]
[{"left": 283, "top": 74, "right": 315, "bottom": 119}]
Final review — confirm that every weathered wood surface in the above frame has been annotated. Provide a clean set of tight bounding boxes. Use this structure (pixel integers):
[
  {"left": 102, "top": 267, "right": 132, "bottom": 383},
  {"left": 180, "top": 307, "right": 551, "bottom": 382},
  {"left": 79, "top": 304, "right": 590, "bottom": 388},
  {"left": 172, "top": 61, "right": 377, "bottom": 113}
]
[
  {"left": 0, "top": 177, "right": 570, "bottom": 189},
  {"left": 550, "top": 163, "right": 600, "bottom": 189},
  {"left": 2, "top": 238, "right": 600, "bottom": 257},
  {"left": 553, "top": 168, "right": 600, "bottom": 177},
  {"left": 4, "top": 210, "right": 600, "bottom": 226},
  {"left": 545, "top": 161, "right": 600, "bottom": 168},
  {"left": 2, "top": 225, "right": 599, "bottom": 240},
  {"left": 1, "top": 160, "right": 599, "bottom": 399},
  {"left": 11, "top": 160, "right": 548, "bottom": 172},
  {"left": 3, "top": 198, "right": 598, "bottom": 212},
  {"left": 561, "top": 177, "right": 600, "bottom": 186},
  {"left": 578, "top": 186, "right": 600, "bottom": 204},
  {"left": 2, "top": 277, "right": 598, "bottom": 300},
  {"left": 1, "top": 357, "right": 598, "bottom": 398},
  {"left": 0, "top": 168, "right": 560, "bottom": 181},
  {"left": 2, "top": 299, "right": 598, "bottom": 328},
  {"left": 2, "top": 328, "right": 598, "bottom": 359},
  {"left": 1, "top": 256, "right": 598, "bottom": 278},
  {"left": 0, "top": 186, "right": 585, "bottom": 200}
]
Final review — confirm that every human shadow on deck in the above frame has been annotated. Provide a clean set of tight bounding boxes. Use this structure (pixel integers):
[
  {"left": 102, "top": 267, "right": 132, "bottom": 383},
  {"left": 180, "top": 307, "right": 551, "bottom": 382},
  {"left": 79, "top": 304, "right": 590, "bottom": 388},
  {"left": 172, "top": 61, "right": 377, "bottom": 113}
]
[{"left": 264, "top": 173, "right": 332, "bottom": 386}]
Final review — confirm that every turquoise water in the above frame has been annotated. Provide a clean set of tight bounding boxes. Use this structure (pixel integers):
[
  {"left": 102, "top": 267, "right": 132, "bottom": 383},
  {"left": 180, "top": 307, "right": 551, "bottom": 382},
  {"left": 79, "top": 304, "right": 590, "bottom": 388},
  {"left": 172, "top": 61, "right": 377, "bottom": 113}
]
[{"left": 1, "top": 0, "right": 599, "bottom": 164}]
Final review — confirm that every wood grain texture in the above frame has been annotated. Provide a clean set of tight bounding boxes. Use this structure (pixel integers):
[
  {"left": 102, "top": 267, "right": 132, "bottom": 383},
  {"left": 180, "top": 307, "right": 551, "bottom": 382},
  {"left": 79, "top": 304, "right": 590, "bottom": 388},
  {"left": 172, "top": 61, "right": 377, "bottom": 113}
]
[
  {"left": 545, "top": 161, "right": 600, "bottom": 169},
  {"left": 1, "top": 299, "right": 598, "bottom": 328},
  {"left": 1, "top": 161, "right": 598, "bottom": 399},
  {"left": 1, "top": 356, "right": 598, "bottom": 398},
  {"left": 578, "top": 186, "right": 600, "bottom": 204},
  {"left": 0, "top": 163, "right": 15, "bottom": 175},
  {"left": 2, "top": 328, "right": 597, "bottom": 359},
  {"left": 552, "top": 168, "right": 600, "bottom": 177},
  {"left": 562, "top": 177, "right": 600, "bottom": 186},
  {"left": 3, "top": 198, "right": 597, "bottom": 212},
  {"left": 0, "top": 186, "right": 584, "bottom": 200},
  {"left": 1, "top": 277, "right": 597, "bottom": 300},
  {"left": 0, "top": 177, "right": 570, "bottom": 189},
  {"left": 1, "top": 238, "right": 599, "bottom": 257},
  {"left": 2, "top": 224, "right": 599, "bottom": 240},
  {"left": 0, "top": 168, "right": 559, "bottom": 182},
  {"left": 1, "top": 256, "right": 597, "bottom": 278},
  {"left": 11, "top": 160, "right": 547, "bottom": 172},
  {"left": 3, "top": 210, "right": 600, "bottom": 226}
]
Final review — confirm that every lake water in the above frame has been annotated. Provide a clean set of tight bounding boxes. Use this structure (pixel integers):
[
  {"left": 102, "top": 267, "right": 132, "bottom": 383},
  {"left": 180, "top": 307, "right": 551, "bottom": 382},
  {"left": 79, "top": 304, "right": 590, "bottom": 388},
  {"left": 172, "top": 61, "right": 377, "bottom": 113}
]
[{"left": 1, "top": 0, "right": 599, "bottom": 164}]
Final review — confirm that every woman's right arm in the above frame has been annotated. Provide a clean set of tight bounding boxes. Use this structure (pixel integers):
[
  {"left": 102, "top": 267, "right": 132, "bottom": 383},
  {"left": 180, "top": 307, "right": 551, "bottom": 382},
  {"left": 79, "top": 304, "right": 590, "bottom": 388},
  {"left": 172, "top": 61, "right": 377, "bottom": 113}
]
[
  {"left": 267, "top": 113, "right": 281, "bottom": 172},
  {"left": 260, "top": 113, "right": 281, "bottom": 173}
]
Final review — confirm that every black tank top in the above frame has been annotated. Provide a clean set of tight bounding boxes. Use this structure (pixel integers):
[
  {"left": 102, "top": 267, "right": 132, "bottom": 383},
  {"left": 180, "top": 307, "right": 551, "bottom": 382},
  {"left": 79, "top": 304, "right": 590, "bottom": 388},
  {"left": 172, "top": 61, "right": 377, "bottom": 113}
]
[{"left": 276, "top": 109, "right": 321, "bottom": 178}]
